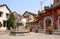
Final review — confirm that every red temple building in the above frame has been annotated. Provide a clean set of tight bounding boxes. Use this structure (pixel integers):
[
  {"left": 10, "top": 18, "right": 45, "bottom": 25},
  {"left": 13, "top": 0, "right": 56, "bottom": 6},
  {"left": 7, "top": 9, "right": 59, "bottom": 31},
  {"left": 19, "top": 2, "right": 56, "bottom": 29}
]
[
  {"left": 22, "top": 0, "right": 60, "bottom": 31},
  {"left": 38, "top": 0, "right": 60, "bottom": 30}
]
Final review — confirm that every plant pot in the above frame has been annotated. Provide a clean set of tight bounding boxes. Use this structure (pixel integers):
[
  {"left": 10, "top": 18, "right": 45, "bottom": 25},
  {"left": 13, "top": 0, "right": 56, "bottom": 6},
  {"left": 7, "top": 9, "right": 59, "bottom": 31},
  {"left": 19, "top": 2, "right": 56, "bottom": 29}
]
[{"left": 35, "top": 30, "right": 38, "bottom": 33}]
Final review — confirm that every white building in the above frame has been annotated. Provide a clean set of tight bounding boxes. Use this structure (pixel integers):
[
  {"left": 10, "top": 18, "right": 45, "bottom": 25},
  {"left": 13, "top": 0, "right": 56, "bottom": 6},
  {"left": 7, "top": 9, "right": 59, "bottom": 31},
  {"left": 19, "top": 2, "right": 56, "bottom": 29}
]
[{"left": 0, "top": 4, "right": 11, "bottom": 30}]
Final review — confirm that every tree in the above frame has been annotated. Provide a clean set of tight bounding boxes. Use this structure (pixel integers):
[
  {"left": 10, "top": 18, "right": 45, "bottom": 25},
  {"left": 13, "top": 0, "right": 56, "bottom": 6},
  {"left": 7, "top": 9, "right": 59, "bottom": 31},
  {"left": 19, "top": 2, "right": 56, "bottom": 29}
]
[{"left": 8, "top": 13, "right": 16, "bottom": 29}]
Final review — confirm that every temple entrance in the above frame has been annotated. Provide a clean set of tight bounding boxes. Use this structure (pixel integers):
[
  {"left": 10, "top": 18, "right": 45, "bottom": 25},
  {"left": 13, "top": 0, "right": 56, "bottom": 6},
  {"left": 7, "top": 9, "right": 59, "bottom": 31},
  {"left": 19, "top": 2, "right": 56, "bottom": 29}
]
[
  {"left": 44, "top": 16, "right": 53, "bottom": 30},
  {"left": 46, "top": 18, "right": 51, "bottom": 29}
]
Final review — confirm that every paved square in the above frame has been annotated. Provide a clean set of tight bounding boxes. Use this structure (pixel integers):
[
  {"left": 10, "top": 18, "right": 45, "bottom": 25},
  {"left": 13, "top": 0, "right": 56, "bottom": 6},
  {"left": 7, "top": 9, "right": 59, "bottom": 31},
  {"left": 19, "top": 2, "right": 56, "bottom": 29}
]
[{"left": 0, "top": 32, "right": 60, "bottom": 39}]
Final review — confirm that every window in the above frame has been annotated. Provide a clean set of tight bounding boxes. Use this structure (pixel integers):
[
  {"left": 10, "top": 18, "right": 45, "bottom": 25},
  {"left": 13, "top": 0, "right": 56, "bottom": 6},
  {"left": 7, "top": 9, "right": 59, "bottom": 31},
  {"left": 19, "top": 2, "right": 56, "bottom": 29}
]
[
  {"left": 0, "top": 12, "right": 3, "bottom": 17},
  {"left": 3, "top": 21, "right": 7, "bottom": 27},
  {"left": 18, "top": 20, "right": 19, "bottom": 22},
  {"left": 40, "top": 21, "right": 42, "bottom": 28},
  {"left": 6, "top": 13, "right": 9, "bottom": 18},
  {"left": 17, "top": 17, "right": 20, "bottom": 22},
  {"left": 29, "top": 15, "right": 32, "bottom": 19}
]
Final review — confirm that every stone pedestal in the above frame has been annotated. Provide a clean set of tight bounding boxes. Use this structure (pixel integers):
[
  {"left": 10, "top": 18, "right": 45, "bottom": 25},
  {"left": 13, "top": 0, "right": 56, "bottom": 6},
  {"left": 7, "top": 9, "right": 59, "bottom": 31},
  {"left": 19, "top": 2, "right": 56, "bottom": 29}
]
[
  {"left": 0, "top": 27, "right": 7, "bottom": 31},
  {"left": 10, "top": 23, "right": 29, "bottom": 36}
]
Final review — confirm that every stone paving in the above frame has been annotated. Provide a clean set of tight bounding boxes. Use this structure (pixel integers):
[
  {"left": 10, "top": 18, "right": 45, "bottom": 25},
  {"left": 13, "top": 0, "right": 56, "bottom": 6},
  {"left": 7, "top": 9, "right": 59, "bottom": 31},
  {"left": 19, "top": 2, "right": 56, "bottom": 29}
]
[{"left": 0, "top": 32, "right": 60, "bottom": 39}]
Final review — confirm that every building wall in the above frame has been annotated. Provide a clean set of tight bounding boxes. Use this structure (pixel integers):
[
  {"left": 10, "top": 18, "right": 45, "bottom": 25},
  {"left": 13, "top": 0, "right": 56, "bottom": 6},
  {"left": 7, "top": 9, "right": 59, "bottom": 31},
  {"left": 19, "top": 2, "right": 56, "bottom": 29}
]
[
  {"left": 38, "top": 10, "right": 59, "bottom": 30},
  {"left": 24, "top": 14, "right": 35, "bottom": 21},
  {"left": 0, "top": 6, "right": 10, "bottom": 27}
]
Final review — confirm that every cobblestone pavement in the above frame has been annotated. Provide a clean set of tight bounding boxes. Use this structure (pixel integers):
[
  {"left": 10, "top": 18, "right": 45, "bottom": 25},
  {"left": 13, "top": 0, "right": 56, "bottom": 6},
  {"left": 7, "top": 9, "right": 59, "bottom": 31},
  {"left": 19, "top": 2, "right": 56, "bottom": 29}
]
[{"left": 0, "top": 32, "right": 60, "bottom": 39}]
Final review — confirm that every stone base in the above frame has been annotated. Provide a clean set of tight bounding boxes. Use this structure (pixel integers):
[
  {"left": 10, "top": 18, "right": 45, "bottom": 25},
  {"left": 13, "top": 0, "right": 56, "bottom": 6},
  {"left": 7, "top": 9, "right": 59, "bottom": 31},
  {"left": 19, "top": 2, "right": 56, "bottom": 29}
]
[
  {"left": 10, "top": 31, "right": 29, "bottom": 36},
  {"left": 10, "top": 26, "right": 30, "bottom": 36},
  {"left": 0, "top": 27, "right": 7, "bottom": 31}
]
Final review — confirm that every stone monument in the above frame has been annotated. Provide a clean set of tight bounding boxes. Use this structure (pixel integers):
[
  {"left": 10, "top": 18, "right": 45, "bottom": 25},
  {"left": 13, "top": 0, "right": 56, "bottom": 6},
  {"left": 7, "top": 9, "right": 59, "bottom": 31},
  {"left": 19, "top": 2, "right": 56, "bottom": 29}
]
[{"left": 10, "top": 18, "right": 29, "bottom": 36}]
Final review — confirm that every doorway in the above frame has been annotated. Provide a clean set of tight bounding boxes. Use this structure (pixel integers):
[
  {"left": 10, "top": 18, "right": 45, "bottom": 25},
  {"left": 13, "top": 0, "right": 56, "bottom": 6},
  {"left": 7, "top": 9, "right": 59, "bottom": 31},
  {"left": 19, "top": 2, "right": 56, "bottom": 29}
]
[{"left": 44, "top": 16, "right": 53, "bottom": 30}]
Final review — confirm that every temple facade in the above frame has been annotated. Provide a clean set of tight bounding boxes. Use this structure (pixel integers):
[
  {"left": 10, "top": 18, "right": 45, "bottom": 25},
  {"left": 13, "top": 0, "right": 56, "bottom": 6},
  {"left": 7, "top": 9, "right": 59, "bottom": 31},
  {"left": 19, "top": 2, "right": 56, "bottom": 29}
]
[
  {"left": 38, "top": 0, "right": 60, "bottom": 30},
  {"left": 21, "top": 0, "right": 60, "bottom": 31}
]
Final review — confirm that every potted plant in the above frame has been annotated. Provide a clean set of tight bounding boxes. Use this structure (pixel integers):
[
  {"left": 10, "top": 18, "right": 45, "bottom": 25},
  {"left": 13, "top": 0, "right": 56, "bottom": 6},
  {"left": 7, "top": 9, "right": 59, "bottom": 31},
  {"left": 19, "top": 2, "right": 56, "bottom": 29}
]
[
  {"left": 35, "top": 26, "right": 38, "bottom": 33},
  {"left": 47, "top": 20, "right": 53, "bottom": 34}
]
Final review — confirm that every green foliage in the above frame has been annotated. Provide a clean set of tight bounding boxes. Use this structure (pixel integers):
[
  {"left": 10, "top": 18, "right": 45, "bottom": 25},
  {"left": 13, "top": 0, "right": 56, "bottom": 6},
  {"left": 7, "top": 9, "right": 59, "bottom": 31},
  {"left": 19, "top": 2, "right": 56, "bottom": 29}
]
[
  {"left": 40, "top": 22, "right": 42, "bottom": 27},
  {"left": 8, "top": 13, "right": 16, "bottom": 29},
  {"left": 48, "top": 20, "right": 51, "bottom": 26}
]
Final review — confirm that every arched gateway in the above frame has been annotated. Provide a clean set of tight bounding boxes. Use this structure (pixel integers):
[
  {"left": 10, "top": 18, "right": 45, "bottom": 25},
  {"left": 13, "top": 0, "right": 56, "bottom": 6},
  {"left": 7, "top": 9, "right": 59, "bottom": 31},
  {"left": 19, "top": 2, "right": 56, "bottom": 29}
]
[{"left": 44, "top": 16, "right": 53, "bottom": 30}]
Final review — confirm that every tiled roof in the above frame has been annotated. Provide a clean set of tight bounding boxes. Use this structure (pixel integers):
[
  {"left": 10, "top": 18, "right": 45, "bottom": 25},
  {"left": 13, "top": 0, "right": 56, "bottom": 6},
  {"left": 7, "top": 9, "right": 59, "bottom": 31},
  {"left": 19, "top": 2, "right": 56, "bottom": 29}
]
[
  {"left": 13, "top": 12, "right": 23, "bottom": 19},
  {"left": 23, "top": 11, "right": 37, "bottom": 16},
  {"left": 0, "top": 4, "right": 11, "bottom": 13},
  {"left": 45, "top": 4, "right": 60, "bottom": 10}
]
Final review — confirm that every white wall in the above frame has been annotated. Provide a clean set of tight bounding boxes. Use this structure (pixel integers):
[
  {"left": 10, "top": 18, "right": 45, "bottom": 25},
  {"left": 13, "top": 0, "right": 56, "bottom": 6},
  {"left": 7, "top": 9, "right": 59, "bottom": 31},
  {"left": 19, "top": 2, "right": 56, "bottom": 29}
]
[{"left": 0, "top": 6, "right": 10, "bottom": 27}]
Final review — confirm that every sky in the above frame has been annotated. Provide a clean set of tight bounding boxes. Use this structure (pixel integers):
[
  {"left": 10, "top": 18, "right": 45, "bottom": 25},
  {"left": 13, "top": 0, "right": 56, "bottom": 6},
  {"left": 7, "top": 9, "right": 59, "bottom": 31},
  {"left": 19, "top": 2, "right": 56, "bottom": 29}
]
[{"left": 0, "top": 0, "right": 53, "bottom": 15}]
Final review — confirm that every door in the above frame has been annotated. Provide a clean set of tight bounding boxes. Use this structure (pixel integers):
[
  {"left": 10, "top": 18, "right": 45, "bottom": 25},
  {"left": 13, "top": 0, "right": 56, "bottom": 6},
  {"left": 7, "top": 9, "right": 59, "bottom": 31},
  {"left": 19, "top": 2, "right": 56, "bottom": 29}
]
[
  {"left": 3, "top": 21, "right": 7, "bottom": 27},
  {"left": 46, "top": 19, "right": 51, "bottom": 29}
]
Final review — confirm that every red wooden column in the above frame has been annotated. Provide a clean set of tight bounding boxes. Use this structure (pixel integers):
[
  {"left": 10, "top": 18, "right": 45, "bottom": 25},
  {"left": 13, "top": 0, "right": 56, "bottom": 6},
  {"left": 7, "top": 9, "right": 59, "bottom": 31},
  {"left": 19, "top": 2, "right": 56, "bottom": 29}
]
[
  {"left": 42, "top": 16, "right": 44, "bottom": 29},
  {"left": 38, "top": 19, "right": 41, "bottom": 29},
  {"left": 55, "top": 15, "right": 58, "bottom": 29},
  {"left": 51, "top": 11, "right": 55, "bottom": 29},
  {"left": 51, "top": 10, "right": 58, "bottom": 29}
]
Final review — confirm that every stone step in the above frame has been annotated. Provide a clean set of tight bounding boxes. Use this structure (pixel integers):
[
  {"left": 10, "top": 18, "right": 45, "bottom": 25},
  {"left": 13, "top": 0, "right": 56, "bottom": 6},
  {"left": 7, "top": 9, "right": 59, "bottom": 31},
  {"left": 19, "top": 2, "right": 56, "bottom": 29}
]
[
  {"left": 10, "top": 26, "right": 30, "bottom": 36},
  {"left": 32, "top": 29, "right": 46, "bottom": 33},
  {"left": 16, "top": 26, "right": 30, "bottom": 32},
  {"left": 53, "top": 30, "right": 60, "bottom": 32},
  {"left": 38, "top": 29, "right": 46, "bottom": 33},
  {"left": 0, "top": 30, "right": 9, "bottom": 35},
  {"left": 52, "top": 30, "right": 60, "bottom": 35}
]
